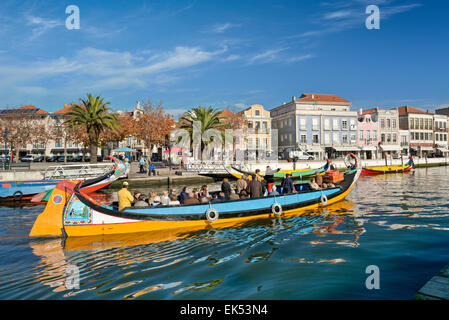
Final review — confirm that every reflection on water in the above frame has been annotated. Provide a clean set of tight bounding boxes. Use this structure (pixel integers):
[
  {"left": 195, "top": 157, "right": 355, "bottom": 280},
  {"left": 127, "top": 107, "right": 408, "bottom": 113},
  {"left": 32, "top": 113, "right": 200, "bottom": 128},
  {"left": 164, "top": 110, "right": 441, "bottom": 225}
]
[{"left": 1, "top": 167, "right": 449, "bottom": 299}]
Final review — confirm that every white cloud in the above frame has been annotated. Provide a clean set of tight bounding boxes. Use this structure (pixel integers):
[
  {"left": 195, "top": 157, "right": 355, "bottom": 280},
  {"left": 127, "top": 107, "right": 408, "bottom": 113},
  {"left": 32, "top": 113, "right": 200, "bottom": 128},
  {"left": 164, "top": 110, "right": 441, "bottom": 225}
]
[
  {"left": 26, "top": 15, "right": 63, "bottom": 39},
  {"left": 211, "top": 22, "right": 240, "bottom": 34},
  {"left": 0, "top": 45, "right": 228, "bottom": 94},
  {"left": 287, "top": 1, "right": 422, "bottom": 39},
  {"left": 248, "top": 48, "right": 286, "bottom": 64},
  {"left": 287, "top": 54, "right": 315, "bottom": 63}
]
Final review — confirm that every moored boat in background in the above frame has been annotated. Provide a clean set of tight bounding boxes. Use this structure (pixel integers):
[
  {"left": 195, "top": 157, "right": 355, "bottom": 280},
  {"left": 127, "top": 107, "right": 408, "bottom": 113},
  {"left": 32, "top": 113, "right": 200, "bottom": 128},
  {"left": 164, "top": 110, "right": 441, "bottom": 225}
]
[
  {"left": 0, "top": 157, "right": 126, "bottom": 203},
  {"left": 361, "top": 157, "right": 414, "bottom": 175}
]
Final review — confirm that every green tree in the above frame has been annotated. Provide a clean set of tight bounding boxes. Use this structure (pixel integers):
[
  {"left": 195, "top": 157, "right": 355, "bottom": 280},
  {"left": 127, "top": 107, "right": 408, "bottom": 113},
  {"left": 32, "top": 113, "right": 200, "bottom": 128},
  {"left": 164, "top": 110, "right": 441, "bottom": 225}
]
[
  {"left": 179, "top": 106, "right": 226, "bottom": 160},
  {"left": 67, "top": 94, "right": 119, "bottom": 163}
]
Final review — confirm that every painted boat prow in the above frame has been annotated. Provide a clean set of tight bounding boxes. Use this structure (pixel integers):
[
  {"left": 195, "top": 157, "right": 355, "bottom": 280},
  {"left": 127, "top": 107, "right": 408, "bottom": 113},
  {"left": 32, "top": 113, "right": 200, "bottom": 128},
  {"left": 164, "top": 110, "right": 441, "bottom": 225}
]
[{"left": 29, "top": 180, "right": 77, "bottom": 238}]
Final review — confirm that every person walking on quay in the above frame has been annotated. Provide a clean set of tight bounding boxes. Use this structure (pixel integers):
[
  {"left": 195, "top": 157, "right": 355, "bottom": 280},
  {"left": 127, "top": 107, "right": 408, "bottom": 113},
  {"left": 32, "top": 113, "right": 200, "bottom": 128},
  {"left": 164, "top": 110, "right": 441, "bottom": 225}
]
[
  {"left": 221, "top": 178, "right": 232, "bottom": 201},
  {"left": 139, "top": 156, "right": 145, "bottom": 173},
  {"left": 118, "top": 181, "right": 134, "bottom": 211}
]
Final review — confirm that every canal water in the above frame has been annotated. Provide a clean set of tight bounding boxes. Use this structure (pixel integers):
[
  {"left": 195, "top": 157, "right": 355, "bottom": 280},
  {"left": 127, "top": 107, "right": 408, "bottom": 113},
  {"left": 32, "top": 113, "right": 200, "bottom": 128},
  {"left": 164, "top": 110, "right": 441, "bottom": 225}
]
[{"left": 1, "top": 166, "right": 449, "bottom": 299}]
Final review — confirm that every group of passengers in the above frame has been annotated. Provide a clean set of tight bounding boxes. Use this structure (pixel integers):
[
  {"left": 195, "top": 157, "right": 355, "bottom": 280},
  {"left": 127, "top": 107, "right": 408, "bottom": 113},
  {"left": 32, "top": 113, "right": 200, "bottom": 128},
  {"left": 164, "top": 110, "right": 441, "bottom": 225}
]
[{"left": 117, "top": 160, "right": 339, "bottom": 210}]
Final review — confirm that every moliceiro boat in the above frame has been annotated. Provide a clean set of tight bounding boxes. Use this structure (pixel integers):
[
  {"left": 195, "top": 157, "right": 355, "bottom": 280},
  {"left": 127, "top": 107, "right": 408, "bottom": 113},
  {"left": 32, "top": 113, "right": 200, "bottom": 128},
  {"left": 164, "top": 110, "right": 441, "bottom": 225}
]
[
  {"left": 0, "top": 157, "right": 126, "bottom": 202},
  {"left": 29, "top": 155, "right": 362, "bottom": 238},
  {"left": 361, "top": 157, "right": 414, "bottom": 174}
]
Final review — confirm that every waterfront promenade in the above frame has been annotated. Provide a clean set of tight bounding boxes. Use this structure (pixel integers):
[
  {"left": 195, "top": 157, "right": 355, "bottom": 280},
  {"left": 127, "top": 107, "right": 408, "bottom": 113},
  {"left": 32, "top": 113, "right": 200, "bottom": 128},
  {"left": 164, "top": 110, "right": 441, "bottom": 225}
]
[{"left": 0, "top": 156, "right": 448, "bottom": 184}]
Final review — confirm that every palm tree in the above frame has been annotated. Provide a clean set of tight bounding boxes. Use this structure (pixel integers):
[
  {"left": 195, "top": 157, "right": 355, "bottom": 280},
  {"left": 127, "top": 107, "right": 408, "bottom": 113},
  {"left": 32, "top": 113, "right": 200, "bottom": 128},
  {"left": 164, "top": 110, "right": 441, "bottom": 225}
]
[
  {"left": 179, "top": 106, "right": 226, "bottom": 160},
  {"left": 67, "top": 94, "right": 119, "bottom": 163}
]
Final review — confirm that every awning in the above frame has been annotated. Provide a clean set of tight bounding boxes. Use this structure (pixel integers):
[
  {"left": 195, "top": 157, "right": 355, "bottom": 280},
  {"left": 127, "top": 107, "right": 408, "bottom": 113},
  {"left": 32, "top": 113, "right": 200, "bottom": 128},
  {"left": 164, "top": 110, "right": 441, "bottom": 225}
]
[
  {"left": 306, "top": 146, "right": 324, "bottom": 153},
  {"left": 437, "top": 148, "right": 449, "bottom": 152},
  {"left": 362, "top": 146, "right": 377, "bottom": 151},
  {"left": 333, "top": 146, "right": 361, "bottom": 152},
  {"left": 420, "top": 146, "right": 434, "bottom": 151},
  {"left": 380, "top": 145, "right": 402, "bottom": 151},
  {"left": 113, "top": 147, "right": 138, "bottom": 153}
]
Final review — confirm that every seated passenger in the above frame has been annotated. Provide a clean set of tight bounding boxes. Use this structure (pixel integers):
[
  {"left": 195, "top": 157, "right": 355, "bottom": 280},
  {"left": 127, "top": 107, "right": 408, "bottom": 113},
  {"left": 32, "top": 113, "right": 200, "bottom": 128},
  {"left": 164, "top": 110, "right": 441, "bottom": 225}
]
[
  {"left": 183, "top": 190, "right": 200, "bottom": 205},
  {"left": 152, "top": 195, "right": 161, "bottom": 206},
  {"left": 229, "top": 189, "right": 240, "bottom": 200},
  {"left": 315, "top": 172, "right": 324, "bottom": 188},
  {"left": 239, "top": 189, "right": 250, "bottom": 199},
  {"left": 269, "top": 188, "right": 280, "bottom": 196},
  {"left": 161, "top": 191, "right": 170, "bottom": 206},
  {"left": 199, "top": 185, "right": 210, "bottom": 199},
  {"left": 134, "top": 194, "right": 149, "bottom": 207},
  {"left": 281, "top": 174, "right": 296, "bottom": 194},
  {"left": 192, "top": 188, "right": 200, "bottom": 201},
  {"left": 211, "top": 193, "right": 221, "bottom": 203},
  {"left": 309, "top": 177, "right": 322, "bottom": 190},
  {"left": 178, "top": 187, "right": 190, "bottom": 204},
  {"left": 169, "top": 189, "right": 178, "bottom": 201},
  {"left": 200, "top": 196, "right": 210, "bottom": 203}
]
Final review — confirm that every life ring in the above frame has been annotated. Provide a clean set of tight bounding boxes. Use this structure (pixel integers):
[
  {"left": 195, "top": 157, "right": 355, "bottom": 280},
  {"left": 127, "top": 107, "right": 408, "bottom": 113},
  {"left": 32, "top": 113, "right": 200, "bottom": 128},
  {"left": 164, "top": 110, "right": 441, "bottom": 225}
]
[
  {"left": 320, "top": 193, "right": 328, "bottom": 206},
  {"left": 205, "top": 208, "right": 219, "bottom": 222},
  {"left": 271, "top": 203, "right": 282, "bottom": 216},
  {"left": 13, "top": 191, "right": 23, "bottom": 201}
]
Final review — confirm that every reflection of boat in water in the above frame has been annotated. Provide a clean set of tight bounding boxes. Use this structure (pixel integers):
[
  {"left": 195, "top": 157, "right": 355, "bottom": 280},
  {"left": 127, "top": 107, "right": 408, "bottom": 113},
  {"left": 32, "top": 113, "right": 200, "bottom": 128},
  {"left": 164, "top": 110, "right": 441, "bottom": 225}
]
[
  {"left": 224, "top": 163, "right": 325, "bottom": 181},
  {"left": 30, "top": 199, "right": 358, "bottom": 252},
  {"left": 0, "top": 157, "right": 126, "bottom": 204},
  {"left": 362, "top": 158, "right": 414, "bottom": 175},
  {"left": 29, "top": 154, "right": 361, "bottom": 238}
]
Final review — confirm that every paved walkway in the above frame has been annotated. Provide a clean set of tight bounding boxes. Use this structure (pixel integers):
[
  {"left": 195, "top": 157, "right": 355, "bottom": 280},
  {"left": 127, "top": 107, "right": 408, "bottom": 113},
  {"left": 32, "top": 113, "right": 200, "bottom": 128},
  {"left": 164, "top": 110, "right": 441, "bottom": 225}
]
[{"left": 415, "top": 263, "right": 449, "bottom": 299}]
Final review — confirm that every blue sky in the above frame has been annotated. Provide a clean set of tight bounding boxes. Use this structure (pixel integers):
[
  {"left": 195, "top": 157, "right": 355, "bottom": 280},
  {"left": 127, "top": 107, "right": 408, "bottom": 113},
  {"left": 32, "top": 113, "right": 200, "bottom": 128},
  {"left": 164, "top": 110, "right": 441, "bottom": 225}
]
[{"left": 0, "top": 0, "right": 448, "bottom": 116}]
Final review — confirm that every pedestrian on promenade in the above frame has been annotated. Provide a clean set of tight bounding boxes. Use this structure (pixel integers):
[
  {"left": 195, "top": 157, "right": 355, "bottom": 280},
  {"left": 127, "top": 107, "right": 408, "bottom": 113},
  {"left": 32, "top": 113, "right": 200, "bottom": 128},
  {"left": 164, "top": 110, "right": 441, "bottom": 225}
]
[{"left": 139, "top": 156, "right": 145, "bottom": 173}]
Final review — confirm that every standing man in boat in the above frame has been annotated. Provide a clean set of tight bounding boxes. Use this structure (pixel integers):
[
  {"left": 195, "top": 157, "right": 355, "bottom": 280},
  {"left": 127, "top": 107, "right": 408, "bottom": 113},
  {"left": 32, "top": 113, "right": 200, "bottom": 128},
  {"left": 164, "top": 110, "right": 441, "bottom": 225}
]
[
  {"left": 221, "top": 178, "right": 232, "bottom": 201},
  {"left": 118, "top": 181, "right": 134, "bottom": 211},
  {"left": 324, "top": 159, "right": 336, "bottom": 172},
  {"left": 281, "top": 173, "right": 296, "bottom": 194},
  {"left": 264, "top": 166, "right": 280, "bottom": 194},
  {"left": 247, "top": 174, "right": 263, "bottom": 198}
]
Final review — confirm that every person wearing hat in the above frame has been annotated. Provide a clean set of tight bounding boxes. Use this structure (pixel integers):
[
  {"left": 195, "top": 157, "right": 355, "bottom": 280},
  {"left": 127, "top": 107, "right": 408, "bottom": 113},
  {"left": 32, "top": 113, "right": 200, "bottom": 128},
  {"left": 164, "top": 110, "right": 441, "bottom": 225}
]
[{"left": 118, "top": 181, "right": 134, "bottom": 211}]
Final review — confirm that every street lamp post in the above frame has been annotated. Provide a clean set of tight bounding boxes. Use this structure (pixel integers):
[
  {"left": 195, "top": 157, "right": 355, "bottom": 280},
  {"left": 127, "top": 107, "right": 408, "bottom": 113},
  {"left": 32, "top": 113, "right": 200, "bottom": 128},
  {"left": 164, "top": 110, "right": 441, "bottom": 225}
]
[{"left": 2, "top": 128, "right": 7, "bottom": 168}]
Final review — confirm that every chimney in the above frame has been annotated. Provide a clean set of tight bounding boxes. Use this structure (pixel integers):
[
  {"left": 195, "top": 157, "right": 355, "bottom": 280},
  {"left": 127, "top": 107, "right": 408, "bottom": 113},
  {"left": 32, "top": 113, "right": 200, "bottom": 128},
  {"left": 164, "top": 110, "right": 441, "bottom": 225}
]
[
  {"left": 311, "top": 94, "right": 315, "bottom": 99},
  {"left": 359, "top": 108, "right": 363, "bottom": 115}
]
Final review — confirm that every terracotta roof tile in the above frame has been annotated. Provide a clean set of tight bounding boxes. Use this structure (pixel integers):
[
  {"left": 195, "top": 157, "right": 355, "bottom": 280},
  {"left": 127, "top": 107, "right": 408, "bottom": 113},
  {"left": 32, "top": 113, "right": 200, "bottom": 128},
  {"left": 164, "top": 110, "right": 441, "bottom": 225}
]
[
  {"left": 218, "top": 109, "right": 235, "bottom": 117},
  {"left": 296, "top": 93, "right": 350, "bottom": 103},
  {"left": 17, "top": 105, "right": 49, "bottom": 114},
  {"left": 396, "top": 106, "right": 433, "bottom": 115}
]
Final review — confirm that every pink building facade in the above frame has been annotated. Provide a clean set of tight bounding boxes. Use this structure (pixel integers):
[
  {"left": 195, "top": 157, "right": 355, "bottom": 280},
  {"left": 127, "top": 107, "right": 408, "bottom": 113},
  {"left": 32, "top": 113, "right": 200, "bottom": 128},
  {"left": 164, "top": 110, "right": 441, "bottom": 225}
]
[{"left": 357, "top": 112, "right": 380, "bottom": 159}]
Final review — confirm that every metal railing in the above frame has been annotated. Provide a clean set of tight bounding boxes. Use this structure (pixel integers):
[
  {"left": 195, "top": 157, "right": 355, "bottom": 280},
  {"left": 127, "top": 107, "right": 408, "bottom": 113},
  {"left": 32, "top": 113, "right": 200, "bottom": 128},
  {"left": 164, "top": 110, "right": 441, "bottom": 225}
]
[{"left": 43, "top": 163, "right": 115, "bottom": 180}]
